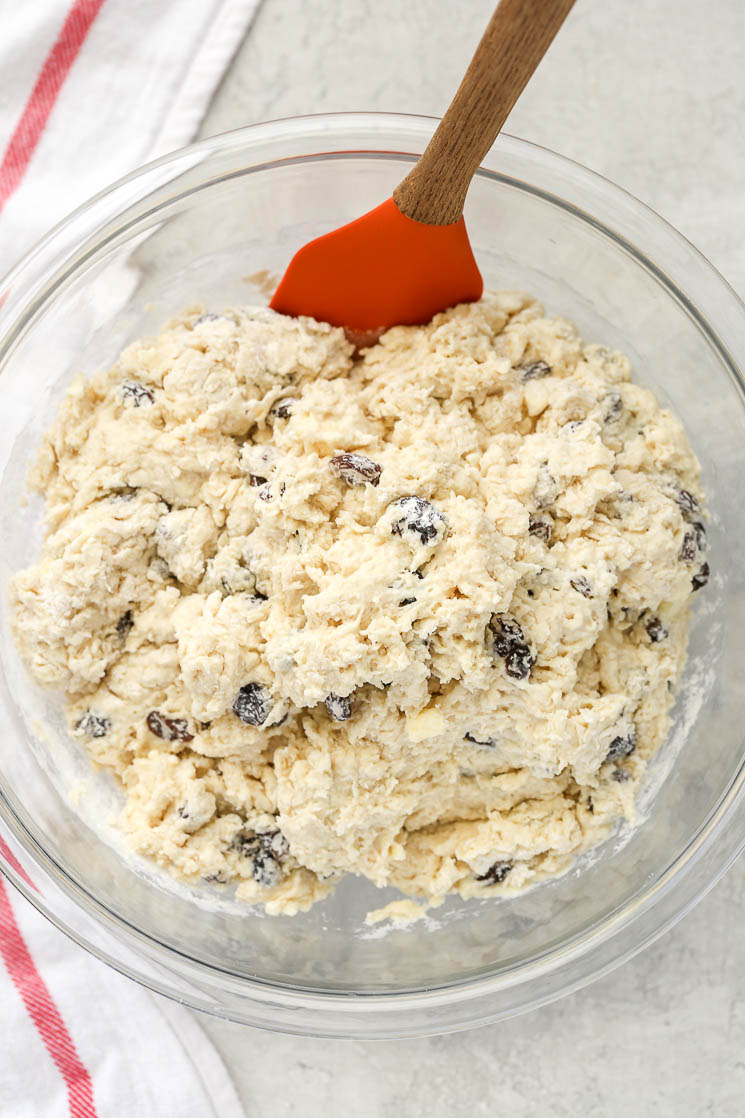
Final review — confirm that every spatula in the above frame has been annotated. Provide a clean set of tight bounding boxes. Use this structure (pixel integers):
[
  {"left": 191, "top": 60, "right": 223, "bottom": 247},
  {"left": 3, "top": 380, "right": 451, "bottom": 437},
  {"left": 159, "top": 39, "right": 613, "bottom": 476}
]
[{"left": 270, "top": 0, "right": 575, "bottom": 340}]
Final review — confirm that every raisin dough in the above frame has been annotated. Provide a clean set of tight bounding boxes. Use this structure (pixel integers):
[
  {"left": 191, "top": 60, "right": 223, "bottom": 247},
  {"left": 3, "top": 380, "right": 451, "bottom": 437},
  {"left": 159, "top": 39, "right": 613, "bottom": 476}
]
[{"left": 9, "top": 293, "right": 709, "bottom": 915}]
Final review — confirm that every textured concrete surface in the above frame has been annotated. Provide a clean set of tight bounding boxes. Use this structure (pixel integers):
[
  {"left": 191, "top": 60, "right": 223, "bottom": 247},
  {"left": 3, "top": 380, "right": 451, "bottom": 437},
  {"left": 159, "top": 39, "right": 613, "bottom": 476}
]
[{"left": 195, "top": 0, "right": 745, "bottom": 1112}]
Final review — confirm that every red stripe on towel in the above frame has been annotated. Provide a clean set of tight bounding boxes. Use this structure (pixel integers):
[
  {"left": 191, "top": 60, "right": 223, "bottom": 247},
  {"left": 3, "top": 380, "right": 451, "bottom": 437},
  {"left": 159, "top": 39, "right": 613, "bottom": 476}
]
[
  {"left": 0, "top": 877, "right": 98, "bottom": 1117},
  {"left": 0, "top": 0, "right": 107, "bottom": 212}
]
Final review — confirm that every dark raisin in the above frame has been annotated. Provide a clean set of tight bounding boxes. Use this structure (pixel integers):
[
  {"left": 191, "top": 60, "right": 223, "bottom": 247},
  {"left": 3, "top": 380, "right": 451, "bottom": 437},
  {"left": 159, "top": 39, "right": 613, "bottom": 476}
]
[
  {"left": 116, "top": 610, "right": 134, "bottom": 638},
  {"left": 680, "top": 521, "right": 706, "bottom": 562},
  {"left": 230, "top": 833, "right": 254, "bottom": 857},
  {"left": 75, "top": 712, "right": 111, "bottom": 738},
  {"left": 570, "top": 575, "right": 593, "bottom": 598},
  {"left": 232, "top": 683, "right": 273, "bottom": 726},
  {"left": 476, "top": 860, "right": 512, "bottom": 884},
  {"left": 414, "top": 569, "right": 425, "bottom": 580},
  {"left": 325, "top": 693, "right": 352, "bottom": 721},
  {"left": 489, "top": 615, "right": 535, "bottom": 680},
  {"left": 120, "top": 381, "right": 154, "bottom": 407},
  {"left": 520, "top": 361, "right": 551, "bottom": 381},
  {"left": 249, "top": 475, "right": 268, "bottom": 487},
  {"left": 534, "top": 464, "right": 558, "bottom": 509},
  {"left": 587, "top": 795, "right": 595, "bottom": 813},
  {"left": 673, "top": 488, "right": 700, "bottom": 518},
  {"left": 603, "top": 392, "right": 623, "bottom": 422},
  {"left": 231, "top": 830, "right": 289, "bottom": 887},
  {"left": 330, "top": 452, "right": 382, "bottom": 487},
  {"left": 680, "top": 531, "right": 697, "bottom": 562},
  {"left": 390, "top": 496, "right": 447, "bottom": 544},
  {"left": 645, "top": 616, "right": 668, "bottom": 642},
  {"left": 691, "top": 563, "right": 710, "bottom": 592},
  {"left": 271, "top": 397, "right": 297, "bottom": 419},
  {"left": 528, "top": 514, "right": 552, "bottom": 544},
  {"left": 606, "top": 731, "right": 636, "bottom": 762},
  {"left": 146, "top": 710, "right": 194, "bottom": 742},
  {"left": 399, "top": 597, "right": 417, "bottom": 607},
  {"left": 464, "top": 732, "right": 496, "bottom": 748}
]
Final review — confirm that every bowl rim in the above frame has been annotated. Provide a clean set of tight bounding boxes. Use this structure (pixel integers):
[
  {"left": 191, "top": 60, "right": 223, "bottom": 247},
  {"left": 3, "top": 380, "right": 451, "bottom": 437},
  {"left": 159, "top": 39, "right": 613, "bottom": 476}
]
[{"left": 2, "top": 110, "right": 745, "bottom": 1038}]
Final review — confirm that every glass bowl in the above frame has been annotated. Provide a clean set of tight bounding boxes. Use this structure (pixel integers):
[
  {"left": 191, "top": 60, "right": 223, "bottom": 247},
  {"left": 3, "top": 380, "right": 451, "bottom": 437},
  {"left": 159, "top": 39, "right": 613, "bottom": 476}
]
[{"left": 1, "top": 113, "right": 744, "bottom": 1040}]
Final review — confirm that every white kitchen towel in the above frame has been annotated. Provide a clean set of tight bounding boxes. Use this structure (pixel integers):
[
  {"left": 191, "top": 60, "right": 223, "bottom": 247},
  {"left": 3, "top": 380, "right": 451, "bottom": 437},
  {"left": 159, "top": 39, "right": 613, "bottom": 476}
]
[
  {"left": 0, "top": 0, "right": 262, "bottom": 269},
  {"left": 0, "top": 865, "right": 245, "bottom": 1118},
  {"left": 0, "top": 1, "right": 263, "bottom": 1114}
]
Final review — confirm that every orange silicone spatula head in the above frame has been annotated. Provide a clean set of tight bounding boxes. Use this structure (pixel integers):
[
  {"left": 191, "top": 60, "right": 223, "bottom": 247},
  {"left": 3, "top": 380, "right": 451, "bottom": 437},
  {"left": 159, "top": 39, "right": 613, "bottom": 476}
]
[
  {"left": 270, "top": 199, "right": 482, "bottom": 333},
  {"left": 270, "top": 0, "right": 575, "bottom": 334}
]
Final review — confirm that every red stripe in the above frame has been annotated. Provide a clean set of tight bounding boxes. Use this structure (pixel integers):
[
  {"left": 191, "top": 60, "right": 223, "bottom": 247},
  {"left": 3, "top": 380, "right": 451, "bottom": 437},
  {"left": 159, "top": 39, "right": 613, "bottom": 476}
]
[
  {"left": 0, "top": 0, "right": 106, "bottom": 212},
  {"left": 0, "top": 835, "right": 37, "bottom": 891},
  {"left": 0, "top": 878, "right": 98, "bottom": 1117}
]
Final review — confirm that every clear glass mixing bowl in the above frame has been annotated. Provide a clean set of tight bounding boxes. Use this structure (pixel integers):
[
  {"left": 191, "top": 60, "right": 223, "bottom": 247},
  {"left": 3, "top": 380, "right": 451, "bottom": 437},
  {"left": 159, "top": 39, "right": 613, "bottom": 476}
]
[{"left": 1, "top": 113, "right": 744, "bottom": 1039}]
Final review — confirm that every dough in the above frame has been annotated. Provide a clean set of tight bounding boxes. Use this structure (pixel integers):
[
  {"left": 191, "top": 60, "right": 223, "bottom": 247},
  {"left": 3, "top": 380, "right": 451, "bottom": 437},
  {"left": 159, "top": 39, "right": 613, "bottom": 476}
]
[{"left": 9, "top": 294, "right": 710, "bottom": 915}]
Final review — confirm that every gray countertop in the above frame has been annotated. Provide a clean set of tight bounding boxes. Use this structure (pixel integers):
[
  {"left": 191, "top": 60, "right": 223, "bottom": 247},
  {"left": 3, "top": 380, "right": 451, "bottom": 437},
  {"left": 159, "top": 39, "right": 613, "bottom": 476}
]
[{"left": 195, "top": 1, "right": 745, "bottom": 1112}]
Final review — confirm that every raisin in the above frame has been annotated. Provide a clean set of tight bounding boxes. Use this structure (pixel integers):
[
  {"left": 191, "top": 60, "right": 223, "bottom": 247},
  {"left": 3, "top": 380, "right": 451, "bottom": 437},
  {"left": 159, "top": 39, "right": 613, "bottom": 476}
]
[
  {"left": 528, "top": 514, "right": 552, "bottom": 544},
  {"left": 476, "top": 860, "right": 512, "bottom": 884},
  {"left": 520, "top": 361, "right": 551, "bottom": 381},
  {"left": 231, "top": 830, "right": 289, "bottom": 887},
  {"left": 399, "top": 597, "right": 417, "bottom": 606},
  {"left": 232, "top": 683, "right": 272, "bottom": 726},
  {"left": 120, "top": 381, "right": 154, "bottom": 407},
  {"left": 691, "top": 563, "right": 710, "bottom": 592},
  {"left": 271, "top": 397, "right": 297, "bottom": 419},
  {"left": 249, "top": 475, "right": 268, "bottom": 487},
  {"left": 489, "top": 615, "right": 535, "bottom": 680},
  {"left": 680, "top": 521, "right": 706, "bottom": 562},
  {"left": 645, "top": 616, "right": 668, "bottom": 642},
  {"left": 146, "top": 710, "right": 194, "bottom": 742},
  {"left": 534, "top": 464, "right": 558, "bottom": 509},
  {"left": 116, "top": 610, "right": 134, "bottom": 638},
  {"left": 570, "top": 575, "right": 593, "bottom": 598},
  {"left": 606, "top": 730, "right": 636, "bottom": 762},
  {"left": 330, "top": 452, "right": 382, "bottom": 487},
  {"left": 464, "top": 732, "right": 496, "bottom": 747},
  {"left": 603, "top": 392, "right": 623, "bottom": 422},
  {"left": 325, "top": 693, "right": 352, "bottom": 721},
  {"left": 673, "top": 488, "right": 700, "bottom": 518},
  {"left": 75, "top": 712, "right": 111, "bottom": 738},
  {"left": 390, "top": 496, "right": 447, "bottom": 544},
  {"left": 253, "top": 852, "right": 281, "bottom": 887}
]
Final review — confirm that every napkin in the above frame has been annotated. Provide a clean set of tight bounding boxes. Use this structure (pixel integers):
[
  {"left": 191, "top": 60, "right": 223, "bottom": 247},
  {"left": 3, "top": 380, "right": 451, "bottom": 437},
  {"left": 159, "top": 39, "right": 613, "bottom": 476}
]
[{"left": 0, "top": 1, "right": 264, "bottom": 1113}]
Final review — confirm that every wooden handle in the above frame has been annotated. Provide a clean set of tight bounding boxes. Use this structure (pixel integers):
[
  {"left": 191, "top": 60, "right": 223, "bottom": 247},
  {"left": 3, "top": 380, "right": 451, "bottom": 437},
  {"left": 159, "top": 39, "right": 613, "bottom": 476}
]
[{"left": 393, "top": 0, "right": 575, "bottom": 225}]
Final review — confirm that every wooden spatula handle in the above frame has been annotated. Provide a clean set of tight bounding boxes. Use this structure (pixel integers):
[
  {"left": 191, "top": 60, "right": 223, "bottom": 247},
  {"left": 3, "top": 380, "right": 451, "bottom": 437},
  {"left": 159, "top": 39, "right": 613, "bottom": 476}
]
[{"left": 393, "top": 0, "right": 575, "bottom": 225}]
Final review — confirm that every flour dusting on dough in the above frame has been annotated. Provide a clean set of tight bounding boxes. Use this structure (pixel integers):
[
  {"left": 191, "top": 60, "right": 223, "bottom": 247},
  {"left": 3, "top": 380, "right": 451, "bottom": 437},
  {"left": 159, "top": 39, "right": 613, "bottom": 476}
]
[{"left": 9, "top": 293, "right": 709, "bottom": 915}]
